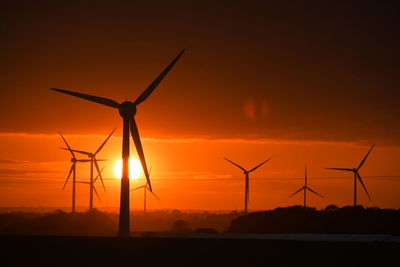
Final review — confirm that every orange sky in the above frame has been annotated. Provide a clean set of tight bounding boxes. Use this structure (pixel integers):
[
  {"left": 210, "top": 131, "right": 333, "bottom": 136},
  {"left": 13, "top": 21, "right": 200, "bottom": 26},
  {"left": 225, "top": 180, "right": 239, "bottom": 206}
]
[
  {"left": 0, "top": 133, "right": 399, "bottom": 210},
  {"left": 0, "top": 1, "right": 399, "bottom": 211}
]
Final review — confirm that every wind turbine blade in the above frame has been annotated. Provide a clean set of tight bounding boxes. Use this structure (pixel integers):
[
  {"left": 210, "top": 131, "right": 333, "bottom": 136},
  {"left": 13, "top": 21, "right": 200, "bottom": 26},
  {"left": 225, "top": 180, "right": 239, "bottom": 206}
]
[
  {"left": 134, "top": 49, "right": 185, "bottom": 106},
  {"left": 306, "top": 187, "right": 324, "bottom": 198},
  {"left": 288, "top": 187, "right": 304, "bottom": 198},
  {"left": 93, "top": 166, "right": 105, "bottom": 183},
  {"left": 77, "top": 181, "right": 90, "bottom": 184},
  {"left": 129, "top": 118, "right": 152, "bottom": 192},
  {"left": 50, "top": 88, "right": 120, "bottom": 108},
  {"left": 63, "top": 164, "right": 74, "bottom": 190},
  {"left": 131, "top": 185, "right": 146, "bottom": 191},
  {"left": 357, "top": 173, "right": 371, "bottom": 200},
  {"left": 59, "top": 132, "right": 75, "bottom": 158},
  {"left": 93, "top": 159, "right": 106, "bottom": 192},
  {"left": 248, "top": 158, "right": 271, "bottom": 173},
  {"left": 149, "top": 190, "right": 160, "bottom": 201},
  {"left": 325, "top": 168, "right": 353, "bottom": 172},
  {"left": 93, "top": 185, "right": 101, "bottom": 202},
  {"left": 95, "top": 128, "right": 116, "bottom": 155},
  {"left": 223, "top": 157, "right": 246, "bottom": 172},
  {"left": 60, "top": 147, "right": 91, "bottom": 156},
  {"left": 76, "top": 159, "right": 91, "bottom": 162},
  {"left": 358, "top": 144, "right": 375, "bottom": 170}
]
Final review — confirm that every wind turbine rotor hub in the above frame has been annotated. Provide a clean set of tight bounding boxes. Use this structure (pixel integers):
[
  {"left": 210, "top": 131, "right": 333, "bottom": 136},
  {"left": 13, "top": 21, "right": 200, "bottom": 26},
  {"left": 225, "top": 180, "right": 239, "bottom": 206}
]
[
  {"left": 71, "top": 158, "right": 76, "bottom": 163},
  {"left": 119, "top": 101, "right": 137, "bottom": 118}
]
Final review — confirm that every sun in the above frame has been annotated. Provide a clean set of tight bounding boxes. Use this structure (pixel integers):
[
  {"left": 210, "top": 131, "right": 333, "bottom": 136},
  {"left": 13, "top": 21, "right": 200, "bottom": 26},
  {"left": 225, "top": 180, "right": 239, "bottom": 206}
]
[{"left": 114, "top": 158, "right": 142, "bottom": 179}]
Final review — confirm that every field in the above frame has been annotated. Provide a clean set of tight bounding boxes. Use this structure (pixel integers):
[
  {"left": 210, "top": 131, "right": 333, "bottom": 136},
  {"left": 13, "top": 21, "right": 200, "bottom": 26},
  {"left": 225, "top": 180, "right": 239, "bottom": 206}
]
[{"left": 1, "top": 234, "right": 398, "bottom": 267}]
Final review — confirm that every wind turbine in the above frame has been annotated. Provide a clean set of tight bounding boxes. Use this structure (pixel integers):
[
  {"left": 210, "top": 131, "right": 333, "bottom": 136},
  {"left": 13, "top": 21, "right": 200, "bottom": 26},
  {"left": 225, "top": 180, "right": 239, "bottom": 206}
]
[
  {"left": 51, "top": 49, "right": 184, "bottom": 236},
  {"left": 224, "top": 157, "right": 271, "bottom": 213},
  {"left": 288, "top": 165, "right": 323, "bottom": 208},
  {"left": 59, "top": 132, "right": 91, "bottom": 213},
  {"left": 61, "top": 129, "right": 114, "bottom": 210},
  {"left": 131, "top": 167, "right": 159, "bottom": 213},
  {"left": 326, "top": 144, "right": 375, "bottom": 206},
  {"left": 77, "top": 166, "right": 105, "bottom": 207}
]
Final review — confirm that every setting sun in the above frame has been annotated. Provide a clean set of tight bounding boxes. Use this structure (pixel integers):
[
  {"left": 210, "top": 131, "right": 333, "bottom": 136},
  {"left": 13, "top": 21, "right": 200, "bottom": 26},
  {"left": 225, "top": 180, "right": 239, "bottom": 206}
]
[{"left": 114, "top": 158, "right": 142, "bottom": 179}]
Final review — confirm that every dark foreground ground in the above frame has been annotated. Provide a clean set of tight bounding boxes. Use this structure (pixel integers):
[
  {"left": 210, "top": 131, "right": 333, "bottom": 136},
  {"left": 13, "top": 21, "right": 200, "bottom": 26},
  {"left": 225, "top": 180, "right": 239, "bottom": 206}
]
[{"left": 1, "top": 234, "right": 398, "bottom": 267}]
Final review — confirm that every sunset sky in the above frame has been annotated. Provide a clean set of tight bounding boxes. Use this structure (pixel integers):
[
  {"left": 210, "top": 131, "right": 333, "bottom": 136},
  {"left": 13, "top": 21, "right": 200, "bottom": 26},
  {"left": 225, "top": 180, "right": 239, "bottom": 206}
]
[{"left": 1, "top": 1, "right": 399, "bottom": 211}]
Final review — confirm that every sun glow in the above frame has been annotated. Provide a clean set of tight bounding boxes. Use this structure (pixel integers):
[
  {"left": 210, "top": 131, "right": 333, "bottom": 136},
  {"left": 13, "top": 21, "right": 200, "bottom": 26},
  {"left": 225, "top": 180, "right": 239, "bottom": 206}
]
[{"left": 114, "top": 158, "right": 142, "bottom": 179}]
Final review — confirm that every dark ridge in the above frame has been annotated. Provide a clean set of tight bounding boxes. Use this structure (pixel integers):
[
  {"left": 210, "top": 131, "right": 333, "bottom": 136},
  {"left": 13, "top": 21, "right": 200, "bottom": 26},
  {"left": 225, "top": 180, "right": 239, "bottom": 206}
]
[{"left": 226, "top": 205, "right": 400, "bottom": 235}]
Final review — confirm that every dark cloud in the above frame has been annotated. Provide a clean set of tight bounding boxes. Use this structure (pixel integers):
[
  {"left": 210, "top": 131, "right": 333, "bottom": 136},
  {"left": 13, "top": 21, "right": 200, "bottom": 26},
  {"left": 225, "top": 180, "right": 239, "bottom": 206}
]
[
  {"left": 1, "top": 0, "right": 399, "bottom": 145},
  {"left": 0, "top": 169, "right": 62, "bottom": 175},
  {"left": 0, "top": 159, "right": 28, "bottom": 164}
]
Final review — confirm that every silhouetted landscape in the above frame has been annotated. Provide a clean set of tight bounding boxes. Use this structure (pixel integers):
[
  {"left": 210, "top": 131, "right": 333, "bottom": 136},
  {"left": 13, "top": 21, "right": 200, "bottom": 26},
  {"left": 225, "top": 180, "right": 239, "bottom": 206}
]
[
  {"left": 227, "top": 205, "right": 400, "bottom": 235},
  {"left": 0, "top": 208, "right": 237, "bottom": 236},
  {"left": 1, "top": 206, "right": 399, "bottom": 236},
  {"left": 1, "top": 206, "right": 399, "bottom": 266}
]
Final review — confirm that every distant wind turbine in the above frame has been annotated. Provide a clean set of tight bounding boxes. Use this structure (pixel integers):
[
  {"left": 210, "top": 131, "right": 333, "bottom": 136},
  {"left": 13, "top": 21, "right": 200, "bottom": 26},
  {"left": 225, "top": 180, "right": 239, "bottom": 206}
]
[
  {"left": 51, "top": 49, "right": 184, "bottom": 236},
  {"left": 326, "top": 144, "right": 375, "bottom": 206},
  {"left": 59, "top": 132, "right": 91, "bottom": 213},
  {"left": 224, "top": 157, "right": 271, "bottom": 213},
  {"left": 77, "top": 166, "right": 105, "bottom": 205},
  {"left": 288, "top": 165, "right": 323, "bottom": 208},
  {"left": 131, "top": 167, "right": 159, "bottom": 213},
  {"left": 61, "top": 129, "right": 114, "bottom": 210}
]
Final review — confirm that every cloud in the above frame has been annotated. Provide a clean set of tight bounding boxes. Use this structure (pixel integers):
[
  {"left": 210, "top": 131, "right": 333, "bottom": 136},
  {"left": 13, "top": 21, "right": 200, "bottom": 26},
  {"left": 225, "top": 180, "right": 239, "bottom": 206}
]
[
  {"left": 157, "top": 171, "right": 232, "bottom": 180},
  {"left": 0, "top": 131, "right": 397, "bottom": 148},
  {"left": 143, "top": 137, "right": 357, "bottom": 146},
  {"left": 0, "top": 169, "right": 63, "bottom": 175},
  {"left": 0, "top": 159, "right": 29, "bottom": 164}
]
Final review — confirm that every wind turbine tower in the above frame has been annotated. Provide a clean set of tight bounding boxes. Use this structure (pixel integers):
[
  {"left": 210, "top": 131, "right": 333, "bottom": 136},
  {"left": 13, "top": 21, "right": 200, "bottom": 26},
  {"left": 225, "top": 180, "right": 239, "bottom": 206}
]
[
  {"left": 61, "top": 129, "right": 114, "bottom": 209},
  {"left": 224, "top": 157, "right": 271, "bottom": 213},
  {"left": 326, "top": 145, "right": 375, "bottom": 206},
  {"left": 59, "top": 132, "right": 91, "bottom": 213},
  {"left": 132, "top": 167, "right": 159, "bottom": 213},
  {"left": 77, "top": 166, "right": 105, "bottom": 207},
  {"left": 51, "top": 49, "right": 184, "bottom": 236},
  {"left": 288, "top": 165, "right": 323, "bottom": 208}
]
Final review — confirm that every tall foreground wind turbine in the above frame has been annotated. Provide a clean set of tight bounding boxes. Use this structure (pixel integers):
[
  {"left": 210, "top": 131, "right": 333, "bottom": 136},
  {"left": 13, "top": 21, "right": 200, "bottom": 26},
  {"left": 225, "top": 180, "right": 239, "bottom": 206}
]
[
  {"left": 51, "top": 49, "right": 184, "bottom": 236},
  {"left": 61, "top": 129, "right": 114, "bottom": 210},
  {"left": 59, "top": 132, "right": 91, "bottom": 213},
  {"left": 326, "top": 144, "right": 375, "bottom": 206},
  {"left": 288, "top": 165, "right": 323, "bottom": 208},
  {"left": 224, "top": 157, "right": 271, "bottom": 213}
]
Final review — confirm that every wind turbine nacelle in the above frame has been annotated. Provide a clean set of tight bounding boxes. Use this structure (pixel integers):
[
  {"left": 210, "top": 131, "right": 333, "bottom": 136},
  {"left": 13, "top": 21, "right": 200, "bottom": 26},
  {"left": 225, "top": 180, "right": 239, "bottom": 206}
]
[{"left": 119, "top": 101, "right": 137, "bottom": 118}]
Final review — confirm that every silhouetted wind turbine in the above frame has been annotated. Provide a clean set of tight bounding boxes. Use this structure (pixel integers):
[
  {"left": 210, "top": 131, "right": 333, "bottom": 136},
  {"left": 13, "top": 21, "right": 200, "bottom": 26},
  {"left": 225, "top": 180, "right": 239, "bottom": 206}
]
[
  {"left": 59, "top": 132, "right": 91, "bottom": 213},
  {"left": 326, "top": 144, "right": 375, "bottom": 206},
  {"left": 288, "top": 165, "right": 323, "bottom": 208},
  {"left": 51, "top": 49, "right": 184, "bottom": 236},
  {"left": 77, "top": 166, "right": 105, "bottom": 205},
  {"left": 224, "top": 157, "right": 271, "bottom": 213},
  {"left": 131, "top": 167, "right": 159, "bottom": 213},
  {"left": 61, "top": 129, "right": 114, "bottom": 210}
]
